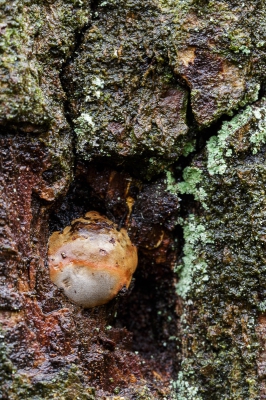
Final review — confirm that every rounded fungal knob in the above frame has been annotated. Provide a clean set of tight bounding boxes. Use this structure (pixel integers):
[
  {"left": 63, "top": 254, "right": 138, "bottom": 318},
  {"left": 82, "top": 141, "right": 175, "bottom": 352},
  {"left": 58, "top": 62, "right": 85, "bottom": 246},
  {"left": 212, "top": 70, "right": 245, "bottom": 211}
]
[{"left": 48, "top": 211, "right": 138, "bottom": 308}]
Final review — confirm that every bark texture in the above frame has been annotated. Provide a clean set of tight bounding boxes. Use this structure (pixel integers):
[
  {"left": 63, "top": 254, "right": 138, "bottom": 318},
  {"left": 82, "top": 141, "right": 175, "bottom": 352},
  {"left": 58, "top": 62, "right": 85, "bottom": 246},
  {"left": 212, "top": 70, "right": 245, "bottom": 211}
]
[{"left": 1, "top": 0, "right": 266, "bottom": 399}]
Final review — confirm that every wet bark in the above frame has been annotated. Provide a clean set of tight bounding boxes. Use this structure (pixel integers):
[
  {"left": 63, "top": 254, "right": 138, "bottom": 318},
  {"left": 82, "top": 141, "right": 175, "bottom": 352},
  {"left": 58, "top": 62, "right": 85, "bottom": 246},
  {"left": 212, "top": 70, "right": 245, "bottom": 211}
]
[{"left": 1, "top": 1, "right": 266, "bottom": 399}]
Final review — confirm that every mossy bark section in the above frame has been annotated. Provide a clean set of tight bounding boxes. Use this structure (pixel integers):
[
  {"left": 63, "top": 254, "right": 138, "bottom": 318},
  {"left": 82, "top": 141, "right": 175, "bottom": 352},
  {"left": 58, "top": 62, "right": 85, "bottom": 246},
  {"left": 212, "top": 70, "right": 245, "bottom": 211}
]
[
  {"left": 165, "top": 0, "right": 266, "bottom": 126},
  {"left": 62, "top": 0, "right": 190, "bottom": 178},
  {"left": 176, "top": 98, "right": 266, "bottom": 399}
]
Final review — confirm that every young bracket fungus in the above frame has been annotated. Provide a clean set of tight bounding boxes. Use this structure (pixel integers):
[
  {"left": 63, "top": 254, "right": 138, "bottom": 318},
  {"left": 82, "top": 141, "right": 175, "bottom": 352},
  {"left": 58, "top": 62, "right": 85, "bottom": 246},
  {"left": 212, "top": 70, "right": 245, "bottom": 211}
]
[{"left": 48, "top": 211, "right": 138, "bottom": 308}]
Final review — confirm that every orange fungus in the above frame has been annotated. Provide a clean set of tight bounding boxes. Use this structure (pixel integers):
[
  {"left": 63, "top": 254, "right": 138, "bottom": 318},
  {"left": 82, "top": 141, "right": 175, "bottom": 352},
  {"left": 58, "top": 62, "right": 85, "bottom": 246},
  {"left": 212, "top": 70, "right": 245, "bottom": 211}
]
[{"left": 48, "top": 211, "right": 138, "bottom": 308}]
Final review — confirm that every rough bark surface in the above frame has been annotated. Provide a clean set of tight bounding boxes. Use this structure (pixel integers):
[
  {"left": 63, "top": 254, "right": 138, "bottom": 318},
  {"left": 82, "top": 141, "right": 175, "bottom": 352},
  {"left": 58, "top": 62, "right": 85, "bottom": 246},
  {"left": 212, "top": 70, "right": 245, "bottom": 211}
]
[{"left": 1, "top": 0, "right": 266, "bottom": 399}]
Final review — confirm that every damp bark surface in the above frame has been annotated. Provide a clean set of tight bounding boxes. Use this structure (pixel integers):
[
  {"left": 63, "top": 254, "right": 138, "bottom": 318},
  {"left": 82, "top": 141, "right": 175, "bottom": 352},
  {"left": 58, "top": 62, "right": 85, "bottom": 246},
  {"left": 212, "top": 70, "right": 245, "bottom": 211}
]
[{"left": 1, "top": 1, "right": 266, "bottom": 399}]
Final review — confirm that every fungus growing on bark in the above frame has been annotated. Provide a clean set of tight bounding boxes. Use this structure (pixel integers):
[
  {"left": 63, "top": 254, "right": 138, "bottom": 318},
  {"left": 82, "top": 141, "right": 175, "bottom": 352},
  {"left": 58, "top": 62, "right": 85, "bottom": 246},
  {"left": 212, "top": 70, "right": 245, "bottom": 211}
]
[{"left": 48, "top": 211, "right": 138, "bottom": 308}]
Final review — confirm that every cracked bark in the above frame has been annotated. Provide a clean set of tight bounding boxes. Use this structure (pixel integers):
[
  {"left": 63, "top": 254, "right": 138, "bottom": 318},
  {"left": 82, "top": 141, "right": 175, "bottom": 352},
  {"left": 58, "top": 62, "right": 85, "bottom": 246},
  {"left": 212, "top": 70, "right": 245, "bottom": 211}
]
[{"left": 1, "top": 1, "right": 266, "bottom": 399}]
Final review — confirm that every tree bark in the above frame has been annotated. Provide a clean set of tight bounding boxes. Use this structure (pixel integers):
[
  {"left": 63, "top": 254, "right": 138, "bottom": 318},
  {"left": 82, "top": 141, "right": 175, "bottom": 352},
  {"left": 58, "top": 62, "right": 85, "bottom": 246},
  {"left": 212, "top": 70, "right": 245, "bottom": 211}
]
[{"left": 1, "top": 0, "right": 266, "bottom": 399}]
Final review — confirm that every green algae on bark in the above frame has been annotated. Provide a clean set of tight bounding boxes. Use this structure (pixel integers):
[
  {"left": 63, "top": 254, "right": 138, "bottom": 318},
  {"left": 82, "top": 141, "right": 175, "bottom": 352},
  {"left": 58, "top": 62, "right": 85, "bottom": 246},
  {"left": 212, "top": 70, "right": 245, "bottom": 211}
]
[
  {"left": 0, "top": 0, "right": 90, "bottom": 130},
  {"left": 160, "top": 0, "right": 266, "bottom": 126},
  {"left": 0, "top": 0, "right": 92, "bottom": 191},
  {"left": 0, "top": 0, "right": 48, "bottom": 127},
  {"left": 62, "top": 0, "right": 192, "bottom": 178}
]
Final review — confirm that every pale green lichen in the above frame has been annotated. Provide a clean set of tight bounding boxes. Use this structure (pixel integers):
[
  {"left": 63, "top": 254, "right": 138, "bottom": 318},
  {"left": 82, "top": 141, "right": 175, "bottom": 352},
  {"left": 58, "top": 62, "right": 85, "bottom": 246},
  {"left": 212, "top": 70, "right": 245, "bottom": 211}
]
[
  {"left": 258, "top": 300, "right": 266, "bottom": 313},
  {"left": 175, "top": 168, "right": 210, "bottom": 297},
  {"left": 178, "top": 167, "right": 207, "bottom": 208},
  {"left": 249, "top": 104, "right": 266, "bottom": 154},
  {"left": 175, "top": 215, "right": 212, "bottom": 299},
  {"left": 181, "top": 140, "right": 196, "bottom": 157},
  {"left": 74, "top": 112, "right": 96, "bottom": 158},
  {"left": 84, "top": 76, "right": 105, "bottom": 102},
  {"left": 165, "top": 170, "right": 179, "bottom": 195},
  {"left": 207, "top": 99, "right": 266, "bottom": 176},
  {"left": 171, "top": 372, "right": 202, "bottom": 400},
  {"left": 206, "top": 126, "right": 233, "bottom": 176}
]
